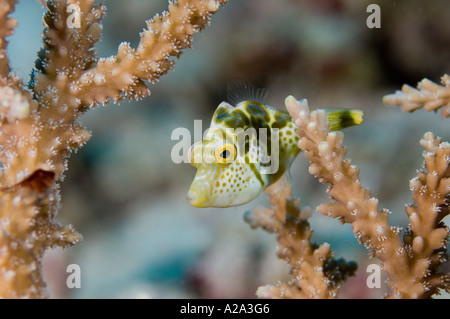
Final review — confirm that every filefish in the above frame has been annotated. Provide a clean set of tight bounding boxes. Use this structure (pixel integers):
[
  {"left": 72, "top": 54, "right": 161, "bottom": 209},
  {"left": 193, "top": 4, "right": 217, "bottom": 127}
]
[{"left": 187, "top": 82, "right": 363, "bottom": 208}]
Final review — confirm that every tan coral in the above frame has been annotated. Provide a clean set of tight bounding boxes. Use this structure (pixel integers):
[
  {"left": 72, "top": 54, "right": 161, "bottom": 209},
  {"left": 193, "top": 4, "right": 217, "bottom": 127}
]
[
  {"left": 0, "top": 0, "right": 227, "bottom": 298},
  {"left": 285, "top": 96, "right": 449, "bottom": 298},
  {"left": 0, "top": 0, "right": 17, "bottom": 82},
  {"left": 383, "top": 74, "right": 450, "bottom": 119},
  {"left": 0, "top": 185, "right": 82, "bottom": 298},
  {"left": 245, "top": 177, "right": 357, "bottom": 299}
]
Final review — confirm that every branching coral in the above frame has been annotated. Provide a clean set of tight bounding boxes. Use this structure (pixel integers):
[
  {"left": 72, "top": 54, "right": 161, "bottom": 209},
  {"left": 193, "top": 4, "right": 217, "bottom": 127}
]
[
  {"left": 383, "top": 74, "right": 450, "bottom": 119},
  {"left": 282, "top": 96, "right": 449, "bottom": 298},
  {"left": 245, "top": 177, "right": 357, "bottom": 299},
  {"left": 0, "top": 0, "right": 227, "bottom": 298}
]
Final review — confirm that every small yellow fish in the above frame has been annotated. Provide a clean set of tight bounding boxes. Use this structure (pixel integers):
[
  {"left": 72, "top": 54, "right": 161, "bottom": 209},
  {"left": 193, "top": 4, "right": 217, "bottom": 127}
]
[{"left": 187, "top": 83, "right": 363, "bottom": 208}]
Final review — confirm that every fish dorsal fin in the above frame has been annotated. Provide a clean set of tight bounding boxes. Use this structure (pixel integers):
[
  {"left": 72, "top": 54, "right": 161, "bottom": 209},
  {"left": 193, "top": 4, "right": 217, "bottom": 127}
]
[{"left": 226, "top": 79, "right": 268, "bottom": 105}]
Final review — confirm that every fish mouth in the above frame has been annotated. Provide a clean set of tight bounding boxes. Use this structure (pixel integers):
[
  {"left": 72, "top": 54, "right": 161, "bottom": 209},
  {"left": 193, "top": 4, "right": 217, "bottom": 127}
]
[{"left": 186, "top": 189, "right": 208, "bottom": 208}]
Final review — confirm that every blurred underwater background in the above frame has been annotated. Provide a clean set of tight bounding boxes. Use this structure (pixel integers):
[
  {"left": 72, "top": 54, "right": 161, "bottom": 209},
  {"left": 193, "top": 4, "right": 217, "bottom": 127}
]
[{"left": 8, "top": 0, "right": 450, "bottom": 298}]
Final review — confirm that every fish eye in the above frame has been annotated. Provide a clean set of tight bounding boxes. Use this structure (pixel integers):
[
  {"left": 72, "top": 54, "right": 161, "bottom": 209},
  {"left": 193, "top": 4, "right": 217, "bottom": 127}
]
[
  {"left": 220, "top": 150, "right": 230, "bottom": 158},
  {"left": 215, "top": 143, "right": 236, "bottom": 164}
]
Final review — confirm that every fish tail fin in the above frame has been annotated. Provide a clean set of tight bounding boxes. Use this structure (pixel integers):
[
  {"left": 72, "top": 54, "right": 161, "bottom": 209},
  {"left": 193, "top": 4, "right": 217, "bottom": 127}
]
[{"left": 323, "top": 108, "right": 364, "bottom": 131}]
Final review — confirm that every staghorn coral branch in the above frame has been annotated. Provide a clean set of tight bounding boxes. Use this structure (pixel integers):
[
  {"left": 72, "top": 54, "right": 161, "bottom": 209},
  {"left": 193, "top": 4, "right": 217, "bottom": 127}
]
[
  {"left": 0, "top": 0, "right": 17, "bottom": 81},
  {"left": 32, "top": 0, "right": 227, "bottom": 108},
  {"left": 383, "top": 74, "right": 450, "bottom": 119},
  {"left": 285, "top": 96, "right": 449, "bottom": 298},
  {"left": 0, "top": 180, "right": 82, "bottom": 298},
  {"left": 0, "top": 0, "right": 227, "bottom": 298},
  {"left": 245, "top": 177, "right": 357, "bottom": 299},
  {"left": 405, "top": 132, "right": 450, "bottom": 297}
]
